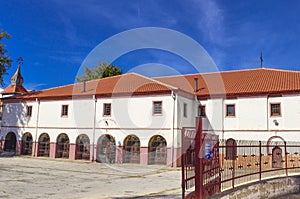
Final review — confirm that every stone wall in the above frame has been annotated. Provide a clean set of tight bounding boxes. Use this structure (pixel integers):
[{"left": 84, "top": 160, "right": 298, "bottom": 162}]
[{"left": 210, "top": 176, "right": 300, "bottom": 199}]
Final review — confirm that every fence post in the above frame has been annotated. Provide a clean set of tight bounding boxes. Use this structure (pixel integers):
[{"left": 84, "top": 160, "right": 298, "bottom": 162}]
[
  {"left": 259, "top": 141, "right": 262, "bottom": 181},
  {"left": 195, "top": 117, "right": 203, "bottom": 199},
  {"left": 232, "top": 154, "right": 235, "bottom": 189},
  {"left": 181, "top": 128, "right": 185, "bottom": 199},
  {"left": 284, "top": 141, "right": 288, "bottom": 176}
]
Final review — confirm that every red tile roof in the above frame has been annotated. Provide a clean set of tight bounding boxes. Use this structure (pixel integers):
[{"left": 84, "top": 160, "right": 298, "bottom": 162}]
[
  {"left": 18, "top": 73, "right": 175, "bottom": 99},
  {"left": 155, "top": 68, "right": 300, "bottom": 97},
  {"left": 3, "top": 84, "right": 28, "bottom": 94},
  {"left": 9, "top": 68, "right": 300, "bottom": 100}
]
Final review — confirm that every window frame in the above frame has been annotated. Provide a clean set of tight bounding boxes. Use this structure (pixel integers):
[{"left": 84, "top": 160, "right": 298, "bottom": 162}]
[
  {"left": 226, "top": 104, "right": 236, "bottom": 117},
  {"left": 103, "top": 103, "right": 112, "bottom": 117},
  {"left": 270, "top": 103, "right": 281, "bottom": 117},
  {"left": 153, "top": 101, "right": 162, "bottom": 115},
  {"left": 183, "top": 103, "right": 187, "bottom": 118},
  {"left": 198, "top": 105, "right": 206, "bottom": 117},
  {"left": 26, "top": 105, "right": 33, "bottom": 117},
  {"left": 61, "top": 105, "right": 69, "bottom": 117}
]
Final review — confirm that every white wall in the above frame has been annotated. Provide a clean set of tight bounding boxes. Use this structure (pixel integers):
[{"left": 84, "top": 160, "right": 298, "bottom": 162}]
[
  {"left": 176, "top": 95, "right": 196, "bottom": 128},
  {"left": 2, "top": 101, "right": 37, "bottom": 128},
  {"left": 269, "top": 95, "right": 300, "bottom": 131},
  {"left": 196, "top": 95, "right": 300, "bottom": 142},
  {"left": 2, "top": 92, "right": 300, "bottom": 145},
  {"left": 1, "top": 94, "right": 178, "bottom": 147},
  {"left": 202, "top": 98, "right": 224, "bottom": 131},
  {"left": 223, "top": 97, "right": 268, "bottom": 131},
  {"left": 99, "top": 95, "right": 173, "bottom": 130}
]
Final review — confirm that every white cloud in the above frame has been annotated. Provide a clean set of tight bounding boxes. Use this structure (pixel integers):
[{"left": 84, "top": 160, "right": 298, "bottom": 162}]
[
  {"left": 128, "top": 63, "right": 183, "bottom": 77},
  {"left": 192, "top": 0, "right": 225, "bottom": 45},
  {"left": 48, "top": 50, "right": 85, "bottom": 64},
  {"left": 24, "top": 83, "right": 47, "bottom": 91}
]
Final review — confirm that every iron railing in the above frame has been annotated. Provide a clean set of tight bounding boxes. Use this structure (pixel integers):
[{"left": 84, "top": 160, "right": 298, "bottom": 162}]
[{"left": 183, "top": 139, "right": 300, "bottom": 199}]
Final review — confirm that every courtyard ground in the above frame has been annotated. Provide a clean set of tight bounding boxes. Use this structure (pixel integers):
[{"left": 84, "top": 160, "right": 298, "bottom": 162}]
[{"left": 0, "top": 157, "right": 182, "bottom": 199}]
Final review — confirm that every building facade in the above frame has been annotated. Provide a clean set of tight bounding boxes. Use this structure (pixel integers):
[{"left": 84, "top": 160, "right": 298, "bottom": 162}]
[{"left": 1, "top": 67, "right": 300, "bottom": 166}]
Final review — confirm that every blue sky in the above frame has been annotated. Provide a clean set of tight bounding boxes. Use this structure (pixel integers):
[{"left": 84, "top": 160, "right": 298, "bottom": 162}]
[{"left": 0, "top": 0, "right": 300, "bottom": 90}]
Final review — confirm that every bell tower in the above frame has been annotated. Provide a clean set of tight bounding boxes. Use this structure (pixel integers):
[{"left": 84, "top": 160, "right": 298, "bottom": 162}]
[
  {"left": 2, "top": 57, "right": 27, "bottom": 96},
  {"left": 10, "top": 65, "right": 24, "bottom": 86}
]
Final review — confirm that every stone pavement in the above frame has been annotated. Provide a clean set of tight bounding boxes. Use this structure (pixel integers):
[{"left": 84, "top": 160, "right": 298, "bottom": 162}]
[
  {"left": 0, "top": 157, "right": 182, "bottom": 199},
  {"left": 272, "top": 192, "right": 300, "bottom": 199}
]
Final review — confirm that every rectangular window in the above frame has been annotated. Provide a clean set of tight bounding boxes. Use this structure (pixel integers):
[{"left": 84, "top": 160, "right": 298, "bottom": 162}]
[
  {"left": 103, "top": 103, "right": 111, "bottom": 116},
  {"left": 271, "top": 103, "right": 281, "bottom": 116},
  {"left": 198, "top": 105, "right": 206, "bottom": 117},
  {"left": 26, "top": 106, "right": 32, "bottom": 117},
  {"left": 183, "top": 103, "right": 187, "bottom": 117},
  {"left": 226, "top": 104, "right": 235, "bottom": 117},
  {"left": 153, "top": 101, "right": 162, "bottom": 115},
  {"left": 61, "top": 105, "right": 68, "bottom": 117}
]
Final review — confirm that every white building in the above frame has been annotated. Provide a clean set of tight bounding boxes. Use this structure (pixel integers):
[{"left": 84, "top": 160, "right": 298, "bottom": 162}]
[{"left": 1, "top": 67, "right": 300, "bottom": 166}]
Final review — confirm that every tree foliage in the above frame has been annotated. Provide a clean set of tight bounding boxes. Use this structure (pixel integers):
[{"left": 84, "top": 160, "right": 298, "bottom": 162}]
[
  {"left": 76, "top": 61, "right": 122, "bottom": 82},
  {"left": 0, "top": 30, "right": 12, "bottom": 86}
]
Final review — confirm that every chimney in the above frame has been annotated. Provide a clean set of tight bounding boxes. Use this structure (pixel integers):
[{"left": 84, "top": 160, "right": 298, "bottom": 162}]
[
  {"left": 194, "top": 78, "right": 198, "bottom": 92},
  {"left": 82, "top": 80, "right": 86, "bottom": 92}
]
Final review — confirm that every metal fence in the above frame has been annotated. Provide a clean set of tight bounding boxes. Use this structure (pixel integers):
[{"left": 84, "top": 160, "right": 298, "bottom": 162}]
[
  {"left": 218, "top": 140, "right": 300, "bottom": 192},
  {"left": 183, "top": 138, "right": 300, "bottom": 199}
]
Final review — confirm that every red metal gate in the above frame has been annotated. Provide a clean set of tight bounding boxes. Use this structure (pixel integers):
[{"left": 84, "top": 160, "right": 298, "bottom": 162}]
[
  {"left": 182, "top": 117, "right": 220, "bottom": 199},
  {"left": 181, "top": 127, "right": 196, "bottom": 198}
]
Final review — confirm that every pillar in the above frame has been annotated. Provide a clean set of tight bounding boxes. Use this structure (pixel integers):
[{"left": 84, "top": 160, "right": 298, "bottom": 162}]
[
  {"left": 69, "top": 143, "right": 76, "bottom": 160},
  {"left": 32, "top": 141, "right": 39, "bottom": 157},
  {"left": 167, "top": 147, "right": 172, "bottom": 166},
  {"left": 90, "top": 144, "right": 96, "bottom": 161},
  {"left": 116, "top": 146, "right": 123, "bottom": 164},
  {"left": 175, "top": 147, "right": 182, "bottom": 167},
  {"left": 140, "top": 147, "right": 148, "bottom": 165},
  {"left": 16, "top": 140, "right": 22, "bottom": 155},
  {"left": 167, "top": 147, "right": 181, "bottom": 167},
  {"left": 49, "top": 142, "right": 56, "bottom": 158},
  {"left": 0, "top": 139, "right": 4, "bottom": 152}
]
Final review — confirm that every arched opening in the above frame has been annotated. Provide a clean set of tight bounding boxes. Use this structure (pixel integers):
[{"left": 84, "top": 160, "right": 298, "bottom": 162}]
[
  {"left": 148, "top": 135, "right": 167, "bottom": 165},
  {"left": 123, "top": 135, "right": 140, "bottom": 164},
  {"left": 56, "top": 133, "right": 69, "bottom": 158},
  {"left": 75, "top": 134, "right": 90, "bottom": 160},
  {"left": 96, "top": 134, "right": 116, "bottom": 163},
  {"left": 225, "top": 138, "right": 237, "bottom": 160},
  {"left": 272, "top": 146, "right": 283, "bottom": 168},
  {"left": 21, "top": 132, "right": 33, "bottom": 155},
  {"left": 4, "top": 132, "right": 17, "bottom": 152},
  {"left": 267, "top": 136, "right": 285, "bottom": 155},
  {"left": 38, "top": 133, "right": 50, "bottom": 157}
]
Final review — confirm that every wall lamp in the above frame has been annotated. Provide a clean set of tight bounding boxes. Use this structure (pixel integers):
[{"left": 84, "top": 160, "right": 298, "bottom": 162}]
[{"left": 273, "top": 119, "right": 279, "bottom": 126}]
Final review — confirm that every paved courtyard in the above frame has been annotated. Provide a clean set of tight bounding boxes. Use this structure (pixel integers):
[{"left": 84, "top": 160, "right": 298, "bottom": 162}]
[{"left": 0, "top": 157, "right": 182, "bottom": 199}]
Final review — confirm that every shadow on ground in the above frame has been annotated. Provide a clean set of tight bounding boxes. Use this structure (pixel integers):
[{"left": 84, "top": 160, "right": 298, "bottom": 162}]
[
  {"left": 113, "top": 194, "right": 182, "bottom": 199},
  {"left": 0, "top": 152, "right": 15, "bottom": 158}
]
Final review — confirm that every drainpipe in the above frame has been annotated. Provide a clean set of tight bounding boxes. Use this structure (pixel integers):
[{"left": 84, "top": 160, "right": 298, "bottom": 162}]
[
  {"left": 267, "top": 95, "right": 269, "bottom": 132},
  {"left": 33, "top": 98, "right": 40, "bottom": 157},
  {"left": 222, "top": 97, "right": 225, "bottom": 164},
  {"left": 171, "top": 91, "right": 176, "bottom": 167},
  {"left": 92, "top": 95, "right": 97, "bottom": 162},
  {"left": 222, "top": 98, "right": 225, "bottom": 140},
  {"left": 0, "top": 103, "right": 4, "bottom": 151}
]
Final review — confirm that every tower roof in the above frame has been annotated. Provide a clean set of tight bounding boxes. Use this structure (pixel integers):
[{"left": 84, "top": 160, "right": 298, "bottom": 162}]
[
  {"left": 3, "top": 65, "right": 27, "bottom": 94},
  {"left": 10, "top": 65, "right": 24, "bottom": 86}
]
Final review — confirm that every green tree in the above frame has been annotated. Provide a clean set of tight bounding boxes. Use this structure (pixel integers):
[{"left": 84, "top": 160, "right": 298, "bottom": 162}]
[
  {"left": 0, "top": 30, "right": 12, "bottom": 86},
  {"left": 76, "top": 61, "right": 122, "bottom": 82}
]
